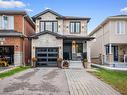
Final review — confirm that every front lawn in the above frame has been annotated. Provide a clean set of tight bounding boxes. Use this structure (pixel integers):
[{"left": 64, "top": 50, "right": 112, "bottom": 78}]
[
  {"left": 0, "top": 66, "right": 30, "bottom": 79},
  {"left": 89, "top": 68, "right": 127, "bottom": 95}
]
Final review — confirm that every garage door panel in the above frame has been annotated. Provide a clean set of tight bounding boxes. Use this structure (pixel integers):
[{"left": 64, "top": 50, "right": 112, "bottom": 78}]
[{"left": 36, "top": 47, "right": 58, "bottom": 67}]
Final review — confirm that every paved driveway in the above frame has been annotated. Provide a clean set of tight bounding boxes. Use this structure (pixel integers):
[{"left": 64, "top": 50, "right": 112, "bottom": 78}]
[
  {"left": 65, "top": 69, "right": 121, "bottom": 95},
  {"left": 0, "top": 67, "right": 121, "bottom": 95},
  {"left": 0, "top": 68, "right": 70, "bottom": 95}
]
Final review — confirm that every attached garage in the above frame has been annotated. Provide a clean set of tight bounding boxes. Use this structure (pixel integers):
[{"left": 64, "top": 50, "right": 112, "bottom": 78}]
[
  {"left": 0, "top": 46, "right": 14, "bottom": 65},
  {"left": 36, "top": 47, "right": 58, "bottom": 67},
  {"left": 31, "top": 31, "right": 63, "bottom": 67}
]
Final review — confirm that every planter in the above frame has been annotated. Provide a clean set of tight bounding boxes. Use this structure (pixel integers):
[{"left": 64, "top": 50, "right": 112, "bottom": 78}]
[
  {"left": 57, "top": 62, "right": 62, "bottom": 68},
  {"left": 63, "top": 60, "right": 69, "bottom": 69},
  {"left": 83, "top": 62, "right": 88, "bottom": 68},
  {"left": 57, "top": 58, "right": 63, "bottom": 68}
]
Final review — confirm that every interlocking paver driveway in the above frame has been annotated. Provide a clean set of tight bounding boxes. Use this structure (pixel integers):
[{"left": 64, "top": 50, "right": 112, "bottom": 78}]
[
  {"left": 65, "top": 69, "right": 121, "bottom": 95},
  {"left": 0, "top": 68, "right": 70, "bottom": 95}
]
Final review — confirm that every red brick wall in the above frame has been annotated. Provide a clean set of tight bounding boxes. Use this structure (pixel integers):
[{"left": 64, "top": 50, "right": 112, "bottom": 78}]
[
  {"left": 14, "top": 15, "right": 23, "bottom": 32},
  {"left": 0, "top": 14, "right": 35, "bottom": 65},
  {"left": 24, "top": 18, "right": 35, "bottom": 64},
  {"left": 2, "top": 37, "right": 23, "bottom": 52}
]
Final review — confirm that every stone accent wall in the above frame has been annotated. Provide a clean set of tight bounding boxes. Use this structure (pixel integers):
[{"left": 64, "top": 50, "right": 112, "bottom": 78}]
[
  {"left": 32, "top": 34, "right": 63, "bottom": 58},
  {"left": 35, "top": 12, "right": 88, "bottom": 36}
]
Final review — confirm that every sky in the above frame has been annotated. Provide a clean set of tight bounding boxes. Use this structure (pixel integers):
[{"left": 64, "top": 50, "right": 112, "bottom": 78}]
[{"left": 0, "top": 0, "right": 127, "bottom": 33}]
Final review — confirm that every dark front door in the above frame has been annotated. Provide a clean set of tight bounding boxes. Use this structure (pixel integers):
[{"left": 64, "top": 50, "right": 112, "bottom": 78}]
[
  {"left": 0, "top": 46, "right": 14, "bottom": 65},
  {"left": 63, "top": 43, "right": 72, "bottom": 60},
  {"left": 113, "top": 46, "right": 118, "bottom": 61},
  {"left": 36, "top": 47, "right": 58, "bottom": 67}
]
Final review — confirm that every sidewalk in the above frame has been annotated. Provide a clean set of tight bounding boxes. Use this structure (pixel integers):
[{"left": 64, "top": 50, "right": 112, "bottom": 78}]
[{"left": 92, "top": 64, "right": 127, "bottom": 71}]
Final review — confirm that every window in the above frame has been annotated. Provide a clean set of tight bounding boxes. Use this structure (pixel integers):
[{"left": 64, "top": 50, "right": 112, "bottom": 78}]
[
  {"left": 70, "top": 22, "right": 80, "bottom": 33},
  {"left": 0, "top": 15, "right": 14, "bottom": 30},
  {"left": 116, "top": 21, "right": 125, "bottom": 34},
  {"left": 40, "top": 21, "right": 58, "bottom": 32},
  {"left": 3, "top": 16, "right": 8, "bottom": 29},
  {"left": 76, "top": 43, "right": 83, "bottom": 53}
]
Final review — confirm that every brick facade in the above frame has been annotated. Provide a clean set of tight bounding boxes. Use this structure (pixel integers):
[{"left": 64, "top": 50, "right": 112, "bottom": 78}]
[{"left": 0, "top": 11, "right": 35, "bottom": 66}]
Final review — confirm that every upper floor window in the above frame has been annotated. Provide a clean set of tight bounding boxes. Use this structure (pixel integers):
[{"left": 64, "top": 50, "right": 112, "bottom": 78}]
[
  {"left": 116, "top": 21, "right": 125, "bottom": 34},
  {"left": 70, "top": 22, "right": 80, "bottom": 33},
  {"left": 40, "top": 21, "right": 58, "bottom": 32},
  {"left": 0, "top": 15, "right": 14, "bottom": 30}
]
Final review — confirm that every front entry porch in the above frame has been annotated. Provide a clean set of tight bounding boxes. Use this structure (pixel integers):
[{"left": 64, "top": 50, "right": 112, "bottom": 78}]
[
  {"left": 104, "top": 43, "right": 127, "bottom": 67},
  {"left": 63, "top": 39, "right": 87, "bottom": 61}
]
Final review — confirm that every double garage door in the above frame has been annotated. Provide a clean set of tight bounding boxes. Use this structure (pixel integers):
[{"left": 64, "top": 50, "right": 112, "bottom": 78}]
[{"left": 36, "top": 47, "right": 58, "bottom": 67}]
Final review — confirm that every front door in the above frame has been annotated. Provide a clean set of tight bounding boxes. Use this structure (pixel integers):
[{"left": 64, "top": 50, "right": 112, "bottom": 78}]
[
  {"left": 113, "top": 46, "right": 118, "bottom": 61},
  {"left": 63, "top": 43, "right": 72, "bottom": 60}
]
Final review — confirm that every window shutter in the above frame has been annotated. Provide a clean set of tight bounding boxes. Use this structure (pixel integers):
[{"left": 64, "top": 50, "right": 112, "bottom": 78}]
[
  {"left": 8, "top": 16, "right": 14, "bottom": 30},
  {"left": 0, "top": 16, "right": 2, "bottom": 29}
]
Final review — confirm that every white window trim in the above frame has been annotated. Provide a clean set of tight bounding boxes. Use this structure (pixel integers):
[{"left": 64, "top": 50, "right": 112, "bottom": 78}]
[
  {"left": 116, "top": 21, "right": 125, "bottom": 35},
  {"left": 0, "top": 15, "right": 14, "bottom": 30}
]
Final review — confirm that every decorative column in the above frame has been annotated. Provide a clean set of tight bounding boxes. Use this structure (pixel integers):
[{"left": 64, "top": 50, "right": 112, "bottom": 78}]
[
  {"left": 108, "top": 43, "right": 113, "bottom": 64},
  {"left": 72, "top": 40, "right": 76, "bottom": 53},
  {"left": 87, "top": 41, "right": 91, "bottom": 68},
  {"left": 87, "top": 41, "right": 91, "bottom": 63}
]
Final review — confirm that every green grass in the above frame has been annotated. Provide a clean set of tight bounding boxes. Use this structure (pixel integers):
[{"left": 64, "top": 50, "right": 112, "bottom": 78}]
[
  {"left": 90, "top": 68, "right": 127, "bottom": 95},
  {"left": 0, "top": 66, "right": 30, "bottom": 78}
]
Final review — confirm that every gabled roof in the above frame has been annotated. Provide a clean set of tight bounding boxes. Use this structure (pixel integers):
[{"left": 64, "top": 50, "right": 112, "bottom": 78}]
[
  {"left": 32, "top": 9, "right": 91, "bottom": 23},
  {"left": 32, "top": 9, "right": 63, "bottom": 19},
  {"left": 109, "top": 15, "right": 127, "bottom": 17},
  {"left": 30, "top": 30, "right": 64, "bottom": 39},
  {"left": 30, "top": 30, "right": 94, "bottom": 41},
  {"left": 89, "top": 15, "right": 127, "bottom": 36}
]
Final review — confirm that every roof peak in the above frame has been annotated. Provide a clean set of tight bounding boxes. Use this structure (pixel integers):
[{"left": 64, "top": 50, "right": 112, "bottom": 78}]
[{"left": 32, "top": 9, "right": 63, "bottom": 19}]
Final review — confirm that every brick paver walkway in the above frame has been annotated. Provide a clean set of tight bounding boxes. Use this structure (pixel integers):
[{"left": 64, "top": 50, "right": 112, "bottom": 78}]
[{"left": 65, "top": 69, "right": 121, "bottom": 95}]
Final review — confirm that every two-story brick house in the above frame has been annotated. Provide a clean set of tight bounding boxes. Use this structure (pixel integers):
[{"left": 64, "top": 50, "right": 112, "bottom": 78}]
[
  {"left": 89, "top": 15, "right": 127, "bottom": 66},
  {"left": 0, "top": 11, "right": 35, "bottom": 66},
  {"left": 31, "top": 9, "right": 94, "bottom": 67}
]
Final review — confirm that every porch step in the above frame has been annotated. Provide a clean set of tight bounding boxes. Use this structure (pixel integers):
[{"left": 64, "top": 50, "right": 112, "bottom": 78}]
[
  {"left": 69, "top": 61, "right": 84, "bottom": 69},
  {"left": 72, "top": 53, "right": 82, "bottom": 61}
]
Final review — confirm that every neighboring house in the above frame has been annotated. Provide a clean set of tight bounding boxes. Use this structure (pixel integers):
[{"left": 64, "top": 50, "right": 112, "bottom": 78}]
[
  {"left": 31, "top": 9, "right": 94, "bottom": 67},
  {"left": 0, "top": 11, "right": 35, "bottom": 66},
  {"left": 89, "top": 15, "right": 127, "bottom": 64}
]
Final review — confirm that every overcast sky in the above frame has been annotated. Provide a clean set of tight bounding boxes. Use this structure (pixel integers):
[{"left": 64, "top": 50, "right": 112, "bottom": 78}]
[{"left": 0, "top": 0, "right": 127, "bottom": 33}]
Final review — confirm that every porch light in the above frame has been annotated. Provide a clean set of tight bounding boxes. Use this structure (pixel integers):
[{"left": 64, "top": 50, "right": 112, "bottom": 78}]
[
  {"left": 72, "top": 41, "right": 76, "bottom": 48},
  {"left": 0, "top": 42, "right": 3, "bottom": 45},
  {"left": 15, "top": 45, "right": 18, "bottom": 49},
  {"left": 33, "top": 46, "right": 35, "bottom": 50}
]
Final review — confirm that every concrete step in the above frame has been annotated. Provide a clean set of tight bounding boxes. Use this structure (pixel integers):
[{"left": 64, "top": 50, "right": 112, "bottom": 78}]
[{"left": 69, "top": 60, "right": 83, "bottom": 69}]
